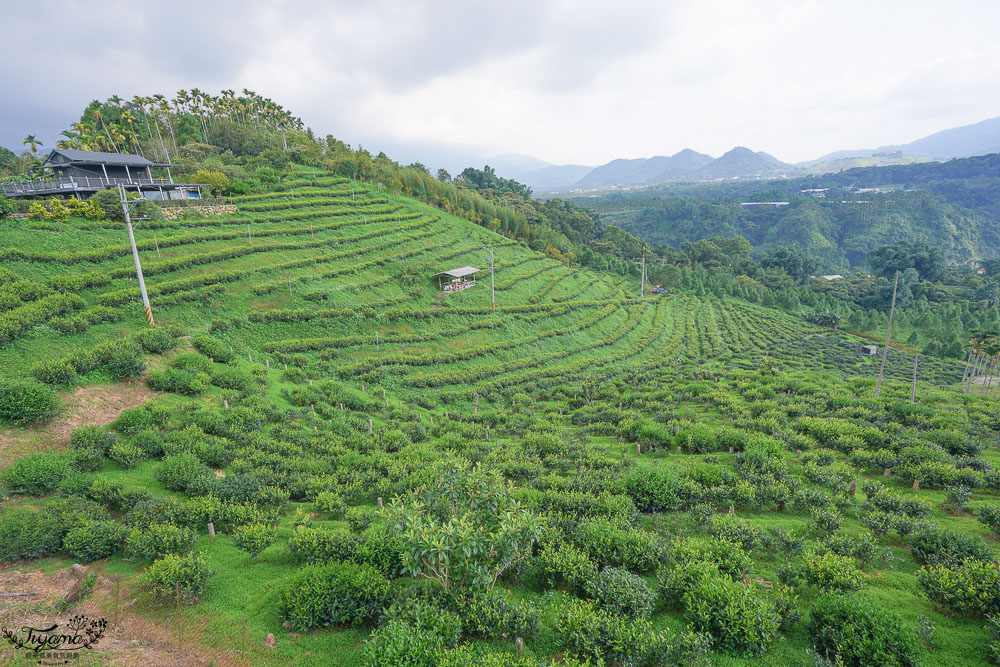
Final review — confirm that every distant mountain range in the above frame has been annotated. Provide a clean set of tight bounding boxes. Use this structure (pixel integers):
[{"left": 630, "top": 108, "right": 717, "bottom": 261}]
[{"left": 493, "top": 115, "right": 1000, "bottom": 193}]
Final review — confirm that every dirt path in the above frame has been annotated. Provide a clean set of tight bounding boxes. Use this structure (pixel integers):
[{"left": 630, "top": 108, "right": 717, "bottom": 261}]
[
  {"left": 0, "top": 382, "right": 159, "bottom": 467},
  {"left": 0, "top": 564, "right": 236, "bottom": 666}
]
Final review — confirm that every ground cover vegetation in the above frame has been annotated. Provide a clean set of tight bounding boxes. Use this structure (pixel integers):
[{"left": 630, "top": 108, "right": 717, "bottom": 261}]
[{"left": 1, "top": 94, "right": 999, "bottom": 666}]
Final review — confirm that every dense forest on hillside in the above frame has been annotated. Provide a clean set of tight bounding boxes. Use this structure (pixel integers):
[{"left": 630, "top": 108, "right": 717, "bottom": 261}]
[{"left": 576, "top": 153, "right": 1000, "bottom": 271}]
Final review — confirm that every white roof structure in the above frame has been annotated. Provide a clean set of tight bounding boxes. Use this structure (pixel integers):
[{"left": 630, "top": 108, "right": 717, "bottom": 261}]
[{"left": 432, "top": 266, "right": 481, "bottom": 279}]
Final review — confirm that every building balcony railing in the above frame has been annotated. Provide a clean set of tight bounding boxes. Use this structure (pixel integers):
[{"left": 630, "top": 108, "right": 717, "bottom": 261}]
[{"left": 1, "top": 176, "right": 181, "bottom": 197}]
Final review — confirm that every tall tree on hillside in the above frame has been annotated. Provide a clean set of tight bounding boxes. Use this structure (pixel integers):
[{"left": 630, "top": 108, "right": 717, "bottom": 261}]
[{"left": 21, "top": 135, "right": 42, "bottom": 155}]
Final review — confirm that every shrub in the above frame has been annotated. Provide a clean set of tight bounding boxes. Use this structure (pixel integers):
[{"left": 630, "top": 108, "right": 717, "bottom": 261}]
[
  {"left": 170, "top": 352, "right": 213, "bottom": 374},
  {"left": 0, "top": 509, "right": 63, "bottom": 561},
  {"left": 86, "top": 478, "right": 152, "bottom": 511},
  {"left": 624, "top": 466, "right": 683, "bottom": 512},
  {"left": 192, "top": 335, "right": 234, "bottom": 363},
  {"left": 807, "top": 594, "right": 919, "bottom": 666},
  {"left": 910, "top": 527, "right": 995, "bottom": 567},
  {"left": 147, "top": 368, "right": 209, "bottom": 395},
  {"left": 809, "top": 507, "right": 844, "bottom": 534},
  {"left": 918, "top": 559, "right": 1000, "bottom": 617},
  {"left": 125, "top": 497, "right": 185, "bottom": 527},
  {"left": 556, "top": 599, "right": 649, "bottom": 665},
  {"left": 232, "top": 523, "right": 277, "bottom": 560},
  {"left": 586, "top": 566, "right": 655, "bottom": 619},
  {"left": 2, "top": 452, "right": 72, "bottom": 495},
  {"left": 803, "top": 552, "right": 866, "bottom": 592},
  {"left": 356, "top": 524, "right": 405, "bottom": 577},
  {"left": 278, "top": 561, "right": 391, "bottom": 630},
  {"left": 573, "top": 517, "right": 662, "bottom": 572},
  {"left": 62, "top": 520, "right": 126, "bottom": 561},
  {"left": 113, "top": 407, "right": 155, "bottom": 435},
  {"left": 388, "top": 463, "right": 540, "bottom": 594},
  {"left": 314, "top": 490, "right": 347, "bottom": 518},
  {"left": 123, "top": 523, "right": 196, "bottom": 560},
  {"left": 155, "top": 453, "right": 213, "bottom": 492},
  {"left": 134, "top": 327, "right": 178, "bottom": 354},
  {"left": 978, "top": 504, "right": 1000, "bottom": 536},
  {"left": 31, "top": 359, "right": 76, "bottom": 385},
  {"left": 287, "top": 525, "right": 360, "bottom": 564},
  {"left": 108, "top": 442, "right": 145, "bottom": 469},
  {"left": 0, "top": 379, "right": 57, "bottom": 424},
  {"left": 681, "top": 575, "right": 779, "bottom": 656},
  {"left": 71, "top": 425, "right": 118, "bottom": 454},
  {"left": 143, "top": 551, "right": 214, "bottom": 603},
  {"left": 453, "top": 591, "right": 541, "bottom": 640},
  {"left": 536, "top": 541, "right": 597, "bottom": 593}
]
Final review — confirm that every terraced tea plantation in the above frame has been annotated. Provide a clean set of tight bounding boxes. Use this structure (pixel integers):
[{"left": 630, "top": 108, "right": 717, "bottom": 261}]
[{"left": 2, "top": 168, "right": 998, "bottom": 666}]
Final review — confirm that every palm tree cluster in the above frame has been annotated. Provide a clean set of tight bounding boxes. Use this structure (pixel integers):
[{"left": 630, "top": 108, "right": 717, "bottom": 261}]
[
  {"left": 962, "top": 330, "right": 1000, "bottom": 394},
  {"left": 53, "top": 89, "right": 302, "bottom": 160}
]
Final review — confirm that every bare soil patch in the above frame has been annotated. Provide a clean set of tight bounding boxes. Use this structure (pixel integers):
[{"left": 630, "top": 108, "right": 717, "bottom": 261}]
[
  {"left": 0, "top": 564, "right": 235, "bottom": 666},
  {"left": 0, "top": 382, "right": 159, "bottom": 467}
]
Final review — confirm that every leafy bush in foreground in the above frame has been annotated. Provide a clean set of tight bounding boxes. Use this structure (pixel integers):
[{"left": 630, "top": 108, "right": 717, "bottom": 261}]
[
  {"left": 143, "top": 551, "right": 214, "bottom": 604},
  {"left": 0, "top": 379, "right": 58, "bottom": 424},
  {"left": 0, "top": 509, "right": 63, "bottom": 561},
  {"left": 681, "top": 574, "right": 779, "bottom": 656},
  {"left": 2, "top": 452, "right": 72, "bottom": 495},
  {"left": 918, "top": 559, "right": 1000, "bottom": 617},
  {"left": 807, "top": 594, "right": 919, "bottom": 666},
  {"left": 278, "top": 561, "right": 391, "bottom": 630},
  {"left": 585, "top": 566, "right": 655, "bottom": 619},
  {"left": 62, "top": 520, "right": 126, "bottom": 561}
]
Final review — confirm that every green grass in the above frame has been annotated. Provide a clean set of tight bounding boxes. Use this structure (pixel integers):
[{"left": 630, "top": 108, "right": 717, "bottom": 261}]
[{"left": 1, "top": 170, "right": 997, "bottom": 666}]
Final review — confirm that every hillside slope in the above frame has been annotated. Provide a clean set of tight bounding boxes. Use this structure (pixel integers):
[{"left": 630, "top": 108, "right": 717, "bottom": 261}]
[{"left": 1, "top": 167, "right": 995, "bottom": 667}]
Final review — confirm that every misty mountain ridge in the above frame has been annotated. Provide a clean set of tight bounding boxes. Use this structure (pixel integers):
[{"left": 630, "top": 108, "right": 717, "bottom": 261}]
[{"left": 499, "top": 114, "right": 1000, "bottom": 193}]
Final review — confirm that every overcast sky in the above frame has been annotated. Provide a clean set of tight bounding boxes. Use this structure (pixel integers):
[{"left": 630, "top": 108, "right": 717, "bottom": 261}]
[{"left": 2, "top": 0, "right": 999, "bottom": 170}]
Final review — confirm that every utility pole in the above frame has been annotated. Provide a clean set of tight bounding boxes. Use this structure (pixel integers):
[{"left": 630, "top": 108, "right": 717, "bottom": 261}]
[
  {"left": 875, "top": 269, "right": 899, "bottom": 397},
  {"left": 640, "top": 252, "right": 645, "bottom": 298},
  {"left": 483, "top": 246, "right": 495, "bottom": 312},
  {"left": 119, "top": 184, "right": 154, "bottom": 326}
]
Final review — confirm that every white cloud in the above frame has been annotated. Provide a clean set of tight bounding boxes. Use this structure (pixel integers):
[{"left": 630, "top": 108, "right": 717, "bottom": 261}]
[{"left": 2, "top": 0, "right": 999, "bottom": 166}]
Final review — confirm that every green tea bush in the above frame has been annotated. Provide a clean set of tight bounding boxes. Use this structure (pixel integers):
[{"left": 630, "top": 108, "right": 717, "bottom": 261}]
[
  {"left": 86, "top": 478, "right": 152, "bottom": 511},
  {"left": 803, "top": 552, "right": 866, "bottom": 592},
  {"left": 71, "top": 425, "right": 118, "bottom": 453},
  {"left": 147, "top": 368, "right": 210, "bottom": 395},
  {"left": 170, "top": 352, "right": 213, "bottom": 374},
  {"left": 31, "top": 358, "right": 77, "bottom": 385},
  {"left": 113, "top": 407, "right": 155, "bottom": 434},
  {"left": 155, "top": 453, "right": 213, "bottom": 492},
  {"left": 210, "top": 366, "right": 254, "bottom": 390},
  {"left": 910, "top": 527, "right": 995, "bottom": 567},
  {"left": 977, "top": 504, "right": 1000, "bottom": 536},
  {"left": 287, "top": 525, "right": 360, "bottom": 564},
  {"left": 807, "top": 594, "right": 919, "bottom": 666},
  {"left": 278, "top": 561, "right": 391, "bottom": 630},
  {"left": 555, "top": 599, "right": 649, "bottom": 665},
  {"left": 681, "top": 574, "right": 779, "bottom": 656},
  {"left": 192, "top": 335, "right": 234, "bottom": 363},
  {"left": 134, "top": 326, "right": 178, "bottom": 354},
  {"left": 453, "top": 591, "right": 541, "bottom": 640},
  {"left": 123, "top": 522, "right": 196, "bottom": 560},
  {"left": 0, "top": 509, "right": 63, "bottom": 561},
  {"left": 573, "top": 517, "right": 662, "bottom": 572},
  {"left": 536, "top": 541, "right": 597, "bottom": 593},
  {"left": 143, "top": 551, "right": 214, "bottom": 604},
  {"left": 586, "top": 566, "right": 655, "bottom": 619},
  {"left": 62, "top": 520, "right": 126, "bottom": 561},
  {"left": 356, "top": 524, "right": 405, "bottom": 577},
  {"left": 708, "top": 515, "right": 766, "bottom": 551},
  {"left": 314, "top": 490, "right": 347, "bottom": 518},
  {"left": 624, "top": 466, "right": 683, "bottom": 512},
  {"left": 125, "top": 497, "right": 185, "bottom": 527},
  {"left": 0, "top": 379, "right": 57, "bottom": 424},
  {"left": 918, "top": 559, "right": 1000, "bottom": 616},
  {"left": 232, "top": 522, "right": 277, "bottom": 560},
  {"left": 108, "top": 441, "right": 144, "bottom": 469},
  {"left": 2, "top": 452, "right": 72, "bottom": 495}
]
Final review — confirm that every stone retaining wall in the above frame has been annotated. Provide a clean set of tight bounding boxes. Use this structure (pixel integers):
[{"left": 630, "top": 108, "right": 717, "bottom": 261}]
[{"left": 160, "top": 204, "right": 238, "bottom": 220}]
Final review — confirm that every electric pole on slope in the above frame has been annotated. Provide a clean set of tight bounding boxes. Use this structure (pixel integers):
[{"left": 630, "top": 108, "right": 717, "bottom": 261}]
[
  {"left": 484, "top": 246, "right": 495, "bottom": 311},
  {"left": 119, "top": 184, "right": 154, "bottom": 326},
  {"left": 875, "top": 269, "right": 899, "bottom": 397},
  {"left": 639, "top": 252, "right": 646, "bottom": 298}
]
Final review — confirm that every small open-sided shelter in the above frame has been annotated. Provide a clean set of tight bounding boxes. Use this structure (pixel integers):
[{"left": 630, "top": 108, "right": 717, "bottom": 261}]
[{"left": 432, "top": 266, "right": 480, "bottom": 293}]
